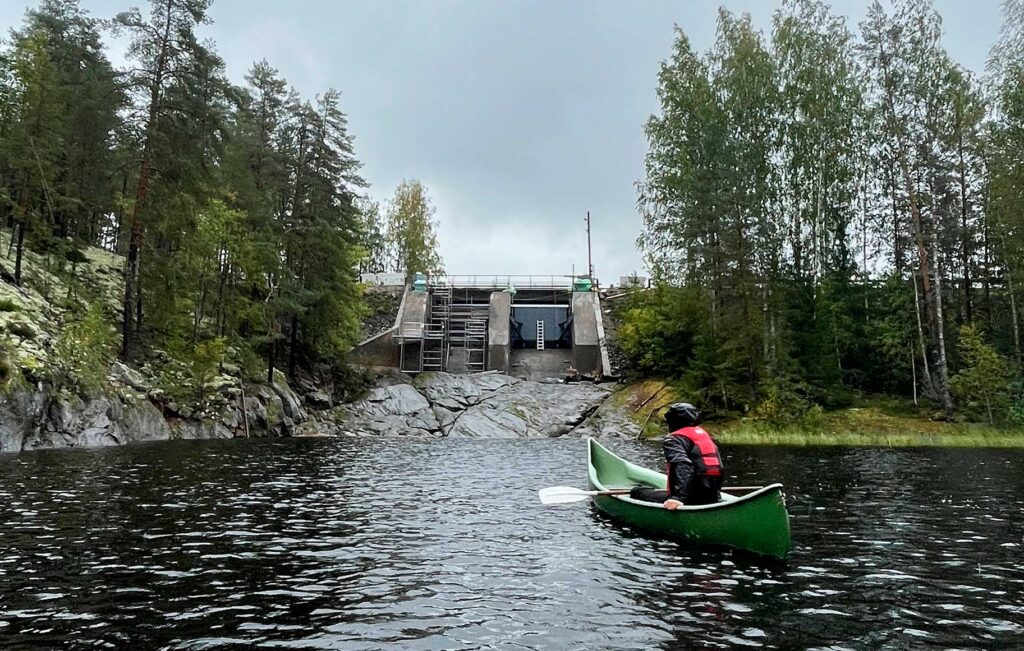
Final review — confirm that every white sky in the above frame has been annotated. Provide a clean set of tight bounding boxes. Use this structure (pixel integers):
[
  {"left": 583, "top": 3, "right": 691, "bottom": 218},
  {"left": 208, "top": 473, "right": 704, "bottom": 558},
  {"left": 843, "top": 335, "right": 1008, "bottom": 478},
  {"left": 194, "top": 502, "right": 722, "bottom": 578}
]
[{"left": 0, "top": 0, "right": 1004, "bottom": 284}]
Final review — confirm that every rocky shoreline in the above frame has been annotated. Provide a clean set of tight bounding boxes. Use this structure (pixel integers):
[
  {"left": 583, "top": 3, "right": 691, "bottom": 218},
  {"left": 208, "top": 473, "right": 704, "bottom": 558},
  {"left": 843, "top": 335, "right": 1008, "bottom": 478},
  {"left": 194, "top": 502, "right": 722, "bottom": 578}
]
[
  {"left": 310, "top": 371, "right": 613, "bottom": 439},
  {"left": 0, "top": 365, "right": 632, "bottom": 453}
]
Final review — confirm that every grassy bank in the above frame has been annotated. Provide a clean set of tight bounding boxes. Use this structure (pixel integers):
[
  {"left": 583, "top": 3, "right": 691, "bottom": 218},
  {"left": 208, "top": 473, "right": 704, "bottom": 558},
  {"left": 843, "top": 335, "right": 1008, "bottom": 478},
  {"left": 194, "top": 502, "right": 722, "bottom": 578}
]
[
  {"left": 713, "top": 401, "right": 1024, "bottom": 448},
  {"left": 714, "top": 417, "right": 1024, "bottom": 448},
  {"left": 614, "top": 381, "right": 1024, "bottom": 447}
]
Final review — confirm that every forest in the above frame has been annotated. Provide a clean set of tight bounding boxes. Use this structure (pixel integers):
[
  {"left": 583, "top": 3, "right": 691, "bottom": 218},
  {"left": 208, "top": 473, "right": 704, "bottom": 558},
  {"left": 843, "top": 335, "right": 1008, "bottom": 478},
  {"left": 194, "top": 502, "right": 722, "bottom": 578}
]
[
  {"left": 0, "top": 0, "right": 439, "bottom": 393},
  {"left": 629, "top": 0, "right": 1024, "bottom": 425}
]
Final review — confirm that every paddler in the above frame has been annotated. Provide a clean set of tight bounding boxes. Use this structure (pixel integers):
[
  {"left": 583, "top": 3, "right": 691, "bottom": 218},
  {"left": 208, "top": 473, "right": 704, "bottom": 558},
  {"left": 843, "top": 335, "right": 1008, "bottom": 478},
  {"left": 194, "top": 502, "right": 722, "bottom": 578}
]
[{"left": 629, "top": 402, "right": 724, "bottom": 509}]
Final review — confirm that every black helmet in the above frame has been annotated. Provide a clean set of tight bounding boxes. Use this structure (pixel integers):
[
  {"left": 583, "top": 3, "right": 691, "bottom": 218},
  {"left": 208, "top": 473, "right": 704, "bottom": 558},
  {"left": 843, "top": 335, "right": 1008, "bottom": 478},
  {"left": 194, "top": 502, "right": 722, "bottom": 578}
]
[{"left": 665, "top": 402, "right": 700, "bottom": 430}]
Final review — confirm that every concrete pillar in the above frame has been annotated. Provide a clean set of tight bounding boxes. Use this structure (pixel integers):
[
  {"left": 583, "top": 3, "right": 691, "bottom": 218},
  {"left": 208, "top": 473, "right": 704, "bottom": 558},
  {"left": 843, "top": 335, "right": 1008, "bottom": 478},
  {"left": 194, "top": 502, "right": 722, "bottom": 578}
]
[
  {"left": 399, "top": 287, "right": 428, "bottom": 339},
  {"left": 572, "top": 292, "right": 603, "bottom": 377},
  {"left": 487, "top": 291, "right": 511, "bottom": 373}
]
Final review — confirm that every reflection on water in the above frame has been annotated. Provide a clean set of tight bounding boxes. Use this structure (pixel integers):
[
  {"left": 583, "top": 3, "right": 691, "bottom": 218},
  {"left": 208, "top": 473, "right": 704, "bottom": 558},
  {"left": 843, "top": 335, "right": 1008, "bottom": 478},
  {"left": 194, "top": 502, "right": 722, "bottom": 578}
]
[{"left": 0, "top": 438, "right": 1022, "bottom": 649}]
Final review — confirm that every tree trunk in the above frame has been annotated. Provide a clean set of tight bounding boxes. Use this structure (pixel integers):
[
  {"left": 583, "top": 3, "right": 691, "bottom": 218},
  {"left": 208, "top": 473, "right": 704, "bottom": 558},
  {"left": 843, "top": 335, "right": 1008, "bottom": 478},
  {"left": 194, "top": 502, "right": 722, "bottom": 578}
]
[
  {"left": 913, "top": 271, "right": 935, "bottom": 399},
  {"left": 911, "top": 349, "right": 918, "bottom": 406},
  {"left": 13, "top": 217, "right": 26, "bottom": 286},
  {"left": 928, "top": 236, "right": 954, "bottom": 414},
  {"left": 875, "top": 37, "right": 952, "bottom": 413},
  {"left": 266, "top": 337, "right": 275, "bottom": 385},
  {"left": 983, "top": 202, "right": 992, "bottom": 332},
  {"left": 1007, "top": 264, "right": 1023, "bottom": 372},
  {"left": 121, "top": 2, "right": 172, "bottom": 360},
  {"left": 958, "top": 128, "right": 972, "bottom": 324},
  {"left": 288, "top": 314, "right": 299, "bottom": 380}
]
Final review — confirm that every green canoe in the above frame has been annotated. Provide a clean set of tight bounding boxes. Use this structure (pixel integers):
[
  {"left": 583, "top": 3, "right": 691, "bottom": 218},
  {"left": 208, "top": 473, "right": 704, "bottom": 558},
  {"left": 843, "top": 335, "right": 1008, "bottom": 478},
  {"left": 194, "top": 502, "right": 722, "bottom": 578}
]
[{"left": 587, "top": 438, "right": 791, "bottom": 559}]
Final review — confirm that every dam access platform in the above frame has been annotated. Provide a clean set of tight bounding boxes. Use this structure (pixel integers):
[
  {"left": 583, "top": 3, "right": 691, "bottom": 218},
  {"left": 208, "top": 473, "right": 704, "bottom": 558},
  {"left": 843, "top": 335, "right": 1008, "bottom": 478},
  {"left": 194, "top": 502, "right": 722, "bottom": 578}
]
[{"left": 351, "top": 275, "right": 612, "bottom": 381}]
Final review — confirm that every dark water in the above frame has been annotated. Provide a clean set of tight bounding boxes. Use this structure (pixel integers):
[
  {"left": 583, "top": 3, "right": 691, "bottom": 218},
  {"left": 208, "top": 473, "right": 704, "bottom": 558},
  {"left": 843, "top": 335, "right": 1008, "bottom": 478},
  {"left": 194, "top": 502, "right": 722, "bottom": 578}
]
[{"left": 0, "top": 438, "right": 1022, "bottom": 650}]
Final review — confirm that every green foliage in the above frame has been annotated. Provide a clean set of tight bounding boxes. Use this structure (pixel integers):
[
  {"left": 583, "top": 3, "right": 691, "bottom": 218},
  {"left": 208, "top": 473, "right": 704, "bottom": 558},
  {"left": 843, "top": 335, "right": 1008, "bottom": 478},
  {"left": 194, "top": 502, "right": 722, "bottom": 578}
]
[
  {"left": 1008, "top": 380, "right": 1024, "bottom": 427},
  {"left": 950, "top": 326, "right": 1013, "bottom": 424},
  {"left": 384, "top": 180, "right": 444, "bottom": 280},
  {"left": 52, "top": 301, "right": 115, "bottom": 394},
  {"left": 750, "top": 380, "right": 823, "bottom": 430},
  {"left": 617, "top": 286, "right": 698, "bottom": 377},
  {"left": 331, "top": 363, "right": 375, "bottom": 403},
  {"left": 154, "top": 337, "right": 227, "bottom": 405},
  {"left": 632, "top": 0, "right": 1024, "bottom": 421}
]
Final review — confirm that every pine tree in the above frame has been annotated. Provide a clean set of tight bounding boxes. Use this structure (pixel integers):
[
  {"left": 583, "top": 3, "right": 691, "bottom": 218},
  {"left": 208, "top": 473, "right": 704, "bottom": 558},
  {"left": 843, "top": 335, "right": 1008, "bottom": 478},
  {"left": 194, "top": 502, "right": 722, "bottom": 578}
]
[
  {"left": 112, "top": 0, "right": 216, "bottom": 359},
  {"left": 2, "top": 26, "right": 65, "bottom": 286}
]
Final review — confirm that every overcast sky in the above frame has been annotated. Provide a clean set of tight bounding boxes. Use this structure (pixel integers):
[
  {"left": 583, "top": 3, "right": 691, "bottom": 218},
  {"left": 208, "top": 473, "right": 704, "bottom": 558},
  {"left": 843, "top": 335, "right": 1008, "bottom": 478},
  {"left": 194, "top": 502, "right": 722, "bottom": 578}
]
[{"left": 0, "top": 0, "right": 1004, "bottom": 284}]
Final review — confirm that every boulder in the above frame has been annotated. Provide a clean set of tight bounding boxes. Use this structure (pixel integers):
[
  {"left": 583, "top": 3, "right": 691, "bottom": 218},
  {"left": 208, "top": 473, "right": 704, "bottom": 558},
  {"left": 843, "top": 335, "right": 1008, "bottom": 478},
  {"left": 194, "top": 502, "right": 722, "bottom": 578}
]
[
  {"left": 447, "top": 406, "right": 527, "bottom": 438},
  {"left": 364, "top": 384, "right": 430, "bottom": 415},
  {"left": 307, "top": 390, "right": 333, "bottom": 409},
  {"left": 110, "top": 362, "right": 149, "bottom": 392},
  {"left": 271, "top": 382, "right": 307, "bottom": 422},
  {"left": 0, "top": 389, "right": 46, "bottom": 453},
  {"left": 220, "top": 362, "right": 242, "bottom": 377}
]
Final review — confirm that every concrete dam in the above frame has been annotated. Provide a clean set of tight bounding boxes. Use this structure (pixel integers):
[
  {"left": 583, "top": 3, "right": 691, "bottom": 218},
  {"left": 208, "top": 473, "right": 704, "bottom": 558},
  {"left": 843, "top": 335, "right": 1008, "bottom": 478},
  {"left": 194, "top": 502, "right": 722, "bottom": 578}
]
[{"left": 351, "top": 276, "right": 612, "bottom": 381}]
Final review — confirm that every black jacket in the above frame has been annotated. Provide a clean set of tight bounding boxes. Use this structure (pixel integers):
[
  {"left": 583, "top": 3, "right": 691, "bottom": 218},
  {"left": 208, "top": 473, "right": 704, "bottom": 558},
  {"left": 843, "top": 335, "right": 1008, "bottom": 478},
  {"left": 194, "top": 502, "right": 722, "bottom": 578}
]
[
  {"left": 663, "top": 433, "right": 724, "bottom": 504},
  {"left": 663, "top": 435, "right": 698, "bottom": 501}
]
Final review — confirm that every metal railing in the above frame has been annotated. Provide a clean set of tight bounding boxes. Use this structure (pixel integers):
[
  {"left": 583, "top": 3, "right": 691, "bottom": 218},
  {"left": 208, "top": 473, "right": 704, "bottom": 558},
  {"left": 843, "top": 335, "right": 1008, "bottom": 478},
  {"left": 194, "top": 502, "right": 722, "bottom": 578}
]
[{"left": 434, "top": 275, "right": 595, "bottom": 290}]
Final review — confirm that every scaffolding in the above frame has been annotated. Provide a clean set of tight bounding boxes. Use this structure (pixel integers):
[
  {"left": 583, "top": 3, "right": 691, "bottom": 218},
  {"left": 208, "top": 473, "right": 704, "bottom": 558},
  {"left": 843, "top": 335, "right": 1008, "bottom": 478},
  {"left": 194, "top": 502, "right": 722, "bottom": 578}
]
[
  {"left": 464, "top": 318, "right": 488, "bottom": 372},
  {"left": 398, "top": 282, "right": 497, "bottom": 374}
]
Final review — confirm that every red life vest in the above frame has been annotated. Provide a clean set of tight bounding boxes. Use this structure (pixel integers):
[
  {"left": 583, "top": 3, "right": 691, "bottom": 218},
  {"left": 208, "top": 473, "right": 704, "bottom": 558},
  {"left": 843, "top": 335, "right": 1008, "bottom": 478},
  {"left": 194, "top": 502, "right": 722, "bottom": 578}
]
[{"left": 668, "top": 426, "right": 722, "bottom": 478}]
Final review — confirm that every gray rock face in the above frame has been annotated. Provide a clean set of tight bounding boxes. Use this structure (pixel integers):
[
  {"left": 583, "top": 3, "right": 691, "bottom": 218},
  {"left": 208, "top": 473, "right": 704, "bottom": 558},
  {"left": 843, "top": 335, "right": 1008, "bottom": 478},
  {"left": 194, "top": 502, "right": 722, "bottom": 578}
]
[
  {"left": 331, "top": 372, "right": 611, "bottom": 439},
  {"left": 110, "top": 362, "right": 149, "bottom": 392},
  {"left": 0, "top": 363, "right": 310, "bottom": 452},
  {"left": 0, "top": 389, "right": 46, "bottom": 453}
]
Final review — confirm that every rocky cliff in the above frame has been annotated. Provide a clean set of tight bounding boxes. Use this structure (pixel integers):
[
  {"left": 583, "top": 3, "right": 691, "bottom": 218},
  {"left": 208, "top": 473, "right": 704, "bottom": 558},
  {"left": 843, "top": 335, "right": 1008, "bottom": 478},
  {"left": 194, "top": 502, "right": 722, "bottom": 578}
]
[{"left": 0, "top": 363, "right": 310, "bottom": 453}]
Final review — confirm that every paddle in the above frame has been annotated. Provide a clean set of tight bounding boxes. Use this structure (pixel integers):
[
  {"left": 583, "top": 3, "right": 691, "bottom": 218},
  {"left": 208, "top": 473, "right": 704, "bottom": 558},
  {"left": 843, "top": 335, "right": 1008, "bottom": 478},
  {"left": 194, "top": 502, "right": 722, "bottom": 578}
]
[
  {"left": 538, "top": 486, "right": 632, "bottom": 505},
  {"left": 539, "top": 484, "right": 767, "bottom": 505}
]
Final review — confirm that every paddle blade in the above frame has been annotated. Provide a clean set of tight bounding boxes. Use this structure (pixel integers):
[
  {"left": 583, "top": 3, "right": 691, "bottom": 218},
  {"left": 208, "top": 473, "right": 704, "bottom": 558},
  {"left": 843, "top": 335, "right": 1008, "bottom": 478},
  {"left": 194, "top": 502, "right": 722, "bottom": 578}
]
[{"left": 538, "top": 486, "right": 594, "bottom": 505}]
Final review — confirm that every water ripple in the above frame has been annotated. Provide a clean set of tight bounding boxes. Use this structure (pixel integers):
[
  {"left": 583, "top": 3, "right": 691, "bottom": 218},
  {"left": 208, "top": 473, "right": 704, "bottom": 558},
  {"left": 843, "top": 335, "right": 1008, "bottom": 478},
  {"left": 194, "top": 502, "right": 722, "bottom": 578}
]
[{"left": 0, "top": 439, "right": 1022, "bottom": 649}]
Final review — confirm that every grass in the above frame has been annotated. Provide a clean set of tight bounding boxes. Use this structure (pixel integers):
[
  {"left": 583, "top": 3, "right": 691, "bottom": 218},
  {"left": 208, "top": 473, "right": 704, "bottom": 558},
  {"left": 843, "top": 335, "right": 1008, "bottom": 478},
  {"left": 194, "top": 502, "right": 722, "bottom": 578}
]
[
  {"left": 617, "top": 385, "right": 1024, "bottom": 448},
  {"left": 712, "top": 400, "right": 1024, "bottom": 448}
]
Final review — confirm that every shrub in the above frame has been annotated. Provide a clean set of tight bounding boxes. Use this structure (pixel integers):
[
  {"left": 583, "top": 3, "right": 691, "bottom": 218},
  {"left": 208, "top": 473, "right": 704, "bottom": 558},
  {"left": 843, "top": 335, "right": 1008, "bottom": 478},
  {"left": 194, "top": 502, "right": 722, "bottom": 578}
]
[
  {"left": 156, "top": 337, "right": 228, "bottom": 405},
  {"left": 950, "top": 325, "right": 1012, "bottom": 424},
  {"left": 332, "top": 362, "right": 375, "bottom": 402},
  {"left": 52, "top": 302, "right": 116, "bottom": 395},
  {"left": 751, "top": 380, "right": 817, "bottom": 429},
  {"left": 1008, "top": 380, "right": 1024, "bottom": 427},
  {"left": 0, "top": 298, "right": 20, "bottom": 313}
]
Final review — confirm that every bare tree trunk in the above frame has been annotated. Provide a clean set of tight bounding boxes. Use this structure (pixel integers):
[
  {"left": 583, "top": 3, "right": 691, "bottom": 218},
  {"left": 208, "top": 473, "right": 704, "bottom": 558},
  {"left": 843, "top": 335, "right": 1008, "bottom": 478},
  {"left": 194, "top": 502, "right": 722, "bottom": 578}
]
[
  {"left": 913, "top": 271, "right": 935, "bottom": 399},
  {"left": 958, "top": 128, "right": 972, "bottom": 324},
  {"left": 928, "top": 235, "right": 954, "bottom": 414},
  {"left": 1007, "top": 265, "right": 1023, "bottom": 372},
  {"left": 266, "top": 337, "right": 276, "bottom": 385},
  {"left": 983, "top": 200, "right": 992, "bottom": 331},
  {"left": 911, "top": 349, "right": 918, "bottom": 406}
]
